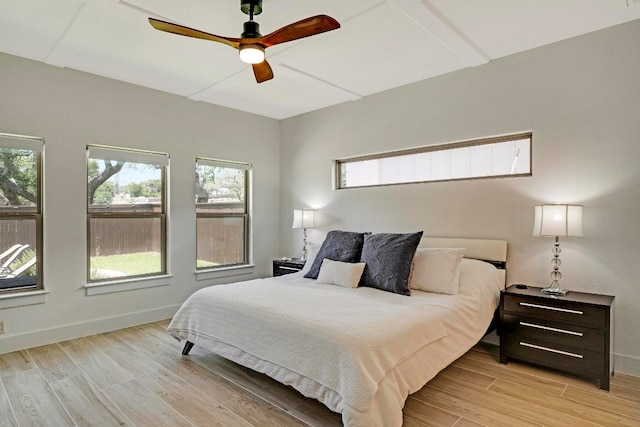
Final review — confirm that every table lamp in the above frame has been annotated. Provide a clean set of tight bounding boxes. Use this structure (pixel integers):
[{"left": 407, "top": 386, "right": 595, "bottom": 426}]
[
  {"left": 532, "top": 204, "right": 583, "bottom": 296},
  {"left": 292, "top": 209, "right": 317, "bottom": 260}
]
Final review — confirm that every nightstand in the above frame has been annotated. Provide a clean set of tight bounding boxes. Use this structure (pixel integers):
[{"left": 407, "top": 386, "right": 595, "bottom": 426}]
[
  {"left": 500, "top": 285, "right": 614, "bottom": 390},
  {"left": 273, "top": 259, "right": 305, "bottom": 276}
]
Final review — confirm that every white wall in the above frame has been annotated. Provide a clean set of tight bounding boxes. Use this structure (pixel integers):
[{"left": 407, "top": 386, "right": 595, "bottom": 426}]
[
  {"left": 0, "top": 53, "right": 280, "bottom": 352},
  {"left": 280, "top": 20, "right": 640, "bottom": 375}
]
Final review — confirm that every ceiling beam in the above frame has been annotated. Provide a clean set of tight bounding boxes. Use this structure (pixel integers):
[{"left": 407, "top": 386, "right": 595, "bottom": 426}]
[
  {"left": 391, "top": 0, "right": 489, "bottom": 67},
  {"left": 45, "top": 0, "right": 122, "bottom": 68}
]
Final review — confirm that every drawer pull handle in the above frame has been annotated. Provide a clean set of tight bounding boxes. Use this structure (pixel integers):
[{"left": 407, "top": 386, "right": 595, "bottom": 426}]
[
  {"left": 277, "top": 266, "right": 300, "bottom": 271},
  {"left": 519, "top": 302, "right": 583, "bottom": 315},
  {"left": 520, "top": 342, "right": 584, "bottom": 359},
  {"left": 520, "top": 322, "right": 583, "bottom": 336}
]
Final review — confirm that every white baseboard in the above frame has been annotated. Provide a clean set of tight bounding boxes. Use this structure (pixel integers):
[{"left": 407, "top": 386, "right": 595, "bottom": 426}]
[
  {"left": 613, "top": 352, "right": 640, "bottom": 378},
  {"left": 0, "top": 304, "right": 180, "bottom": 355}
]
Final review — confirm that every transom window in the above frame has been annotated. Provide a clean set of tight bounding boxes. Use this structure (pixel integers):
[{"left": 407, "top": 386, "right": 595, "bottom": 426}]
[
  {"left": 196, "top": 158, "right": 250, "bottom": 270},
  {"left": 87, "top": 145, "right": 168, "bottom": 282},
  {"left": 0, "top": 133, "right": 43, "bottom": 294},
  {"left": 336, "top": 132, "right": 532, "bottom": 189}
]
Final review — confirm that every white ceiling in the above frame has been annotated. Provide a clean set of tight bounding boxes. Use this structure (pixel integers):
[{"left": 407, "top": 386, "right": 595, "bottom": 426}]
[{"left": 2, "top": 0, "right": 639, "bottom": 119}]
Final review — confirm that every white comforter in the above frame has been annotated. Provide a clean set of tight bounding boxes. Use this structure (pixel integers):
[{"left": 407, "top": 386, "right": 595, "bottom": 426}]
[{"left": 168, "top": 259, "right": 502, "bottom": 426}]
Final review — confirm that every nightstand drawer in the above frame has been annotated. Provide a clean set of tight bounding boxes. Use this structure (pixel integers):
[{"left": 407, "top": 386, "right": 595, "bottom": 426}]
[
  {"left": 503, "top": 295, "right": 607, "bottom": 329},
  {"left": 273, "top": 260, "right": 305, "bottom": 276},
  {"left": 504, "top": 337, "right": 606, "bottom": 377},
  {"left": 274, "top": 265, "right": 301, "bottom": 275},
  {"left": 502, "top": 314, "right": 605, "bottom": 352}
]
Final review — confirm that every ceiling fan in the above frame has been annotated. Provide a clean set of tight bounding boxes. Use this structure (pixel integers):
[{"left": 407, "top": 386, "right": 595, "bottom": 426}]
[{"left": 149, "top": 0, "right": 340, "bottom": 83}]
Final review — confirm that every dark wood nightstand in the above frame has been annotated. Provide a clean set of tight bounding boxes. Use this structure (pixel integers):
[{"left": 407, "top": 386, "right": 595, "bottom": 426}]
[
  {"left": 500, "top": 285, "right": 614, "bottom": 390},
  {"left": 272, "top": 259, "right": 306, "bottom": 276}
]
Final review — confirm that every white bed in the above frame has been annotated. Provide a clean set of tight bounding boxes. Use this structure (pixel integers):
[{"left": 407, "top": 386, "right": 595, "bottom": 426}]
[{"left": 168, "top": 236, "right": 507, "bottom": 426}]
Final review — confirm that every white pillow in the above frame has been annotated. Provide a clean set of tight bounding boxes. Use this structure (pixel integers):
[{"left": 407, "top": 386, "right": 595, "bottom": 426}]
[
  {"left": 316, "top": 258, "right": 366, "bottom": 289},
  {"left": 299, "top": 243, "right": 320, "bottom": 276},
  {"left": 409, "top": 248, "right": 465, "bottom": 295},
  {"left": 457, "top": 258, "right": 503, "bottom": 296}
]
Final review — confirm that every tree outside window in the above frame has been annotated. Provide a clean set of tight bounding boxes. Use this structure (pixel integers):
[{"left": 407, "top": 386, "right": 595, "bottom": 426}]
[
  {"left": 0, "top": 133, "right": 43, "bottom": 293},
  {"left": 196, "top": 158, "right": 250, "bottom": 270},
  {"left": 87, "top": 145, "right": 168, "bottom": 282}
]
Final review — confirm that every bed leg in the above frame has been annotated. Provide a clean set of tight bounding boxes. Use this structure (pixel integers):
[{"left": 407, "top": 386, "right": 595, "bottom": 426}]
[{"left": 182, "top": 341, "right": 194, "bottom": 355}]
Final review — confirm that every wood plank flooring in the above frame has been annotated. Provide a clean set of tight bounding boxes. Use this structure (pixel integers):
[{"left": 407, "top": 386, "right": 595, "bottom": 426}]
[{"left": 1, "top": 320, "right": 639, "bottom": 426}]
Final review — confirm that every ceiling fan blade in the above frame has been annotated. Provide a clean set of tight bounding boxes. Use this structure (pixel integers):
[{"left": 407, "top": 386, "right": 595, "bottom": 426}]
[
  {"left": 260, "top": 15, "right": 340, "bottom": 47},
  {"left": 252, "top": 60, "right": 274, "bottom": 83},
  {"left": 148, "top": 18, "right": 241, "bottom": 49}
]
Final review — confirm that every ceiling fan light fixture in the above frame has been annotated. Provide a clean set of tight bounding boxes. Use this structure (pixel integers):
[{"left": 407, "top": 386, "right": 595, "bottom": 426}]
[{"left": 239, "top": 44, "right": 265, "bottom": 64}]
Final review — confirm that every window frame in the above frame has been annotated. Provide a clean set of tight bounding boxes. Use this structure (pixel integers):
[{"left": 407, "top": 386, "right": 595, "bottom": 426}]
[
  {"left": 195, "top": 157, "right": 251, "bottom": 271},
  {"left": 86, "top": 145, "right": 168, "bottom": 283},
  {"left": 335, "top": 132, "right": 532, "bottom": 189},
  {"left": 0, "top": 133, "right": 44, "bottom": 295}
]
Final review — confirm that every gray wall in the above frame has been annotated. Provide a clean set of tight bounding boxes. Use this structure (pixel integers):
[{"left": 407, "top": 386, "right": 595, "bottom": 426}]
[
  {"left": 280, "top": 20, "right": 640, "bottom": 375},
  {"left": 0, "top": 53, "right": 280, "bottom": 351}
]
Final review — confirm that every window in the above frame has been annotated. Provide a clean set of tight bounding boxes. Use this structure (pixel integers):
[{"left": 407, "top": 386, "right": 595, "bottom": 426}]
[
  {"left": 0, "top": 133, "right": 43, "bottom": 294},
  {"left": 87, "top": 145, "right": 168, "bottom": 282},
  {"left": 336, "top": 132, "right": 532, "bottom": 189},
  {"left": 196, "top": 158, "right": 250, "bottom": 270}
]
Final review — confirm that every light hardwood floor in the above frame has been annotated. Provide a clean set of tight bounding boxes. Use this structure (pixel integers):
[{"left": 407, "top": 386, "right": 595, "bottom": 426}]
[{"left": 1, "top": 320, "right": 639, "bottom": 426}]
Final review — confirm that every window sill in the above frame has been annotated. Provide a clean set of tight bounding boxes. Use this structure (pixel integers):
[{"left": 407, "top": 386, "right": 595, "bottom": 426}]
[
  {"left": 195, "top": 264, "right": 254, "bottom": 281},
  {"left": 0, "top": 290, "right": 48, "bottom": 309},
  {"left": 85, "top": 275, "right": 172, "bottom": 296}
]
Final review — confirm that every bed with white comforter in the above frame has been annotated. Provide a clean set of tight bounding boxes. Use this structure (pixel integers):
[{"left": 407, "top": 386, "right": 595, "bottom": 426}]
[{"left": 168, "top": 248, "right": 504, "bottom": 426}]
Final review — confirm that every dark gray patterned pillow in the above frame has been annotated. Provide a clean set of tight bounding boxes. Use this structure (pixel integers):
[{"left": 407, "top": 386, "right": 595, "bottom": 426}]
[
  {"left": 359, "top": 231, "right": 423, "bottom": 295},
  {"left": 304, "top": 230, "right": 367, "bottom": 279}
]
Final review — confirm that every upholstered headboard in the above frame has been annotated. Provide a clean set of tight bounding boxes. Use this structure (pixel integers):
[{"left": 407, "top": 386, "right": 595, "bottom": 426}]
[{"left": 419, "top": 237, "right": 508, "bottom": 285}]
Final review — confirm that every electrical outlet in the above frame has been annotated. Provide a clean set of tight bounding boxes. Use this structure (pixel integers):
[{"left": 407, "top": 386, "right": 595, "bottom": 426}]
[{"left": 0, "top": 321, "right": 4, "bottom": 334}]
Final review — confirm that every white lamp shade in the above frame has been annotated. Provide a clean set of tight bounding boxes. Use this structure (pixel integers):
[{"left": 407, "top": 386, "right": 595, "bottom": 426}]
[
  {"left": 533, "top": 204, "right": 583, "bottom": 237},
  {"left": 292, "top": 209, "right": 317, "bottom": 229}
]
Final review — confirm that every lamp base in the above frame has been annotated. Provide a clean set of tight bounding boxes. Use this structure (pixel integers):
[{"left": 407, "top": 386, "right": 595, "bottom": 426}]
[{"left": 541, "top": 287, "right": 569, "bottom": 296}]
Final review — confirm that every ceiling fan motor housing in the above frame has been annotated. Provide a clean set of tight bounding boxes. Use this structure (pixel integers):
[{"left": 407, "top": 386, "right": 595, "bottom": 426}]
[
  {"left": 241, "top": 0, "right": 262, "bottom": 16},
  {"left": 242, "top": 21, "right": 262, "bottom": 38}
]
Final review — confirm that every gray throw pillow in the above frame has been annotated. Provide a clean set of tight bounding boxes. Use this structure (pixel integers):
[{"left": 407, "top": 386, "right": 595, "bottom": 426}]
[
  {"left": 359, "top": 231, "right": 423, "bottom": 295},
  {"left": 304, "top": 230, "right": 367, "bottom": 279}
]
